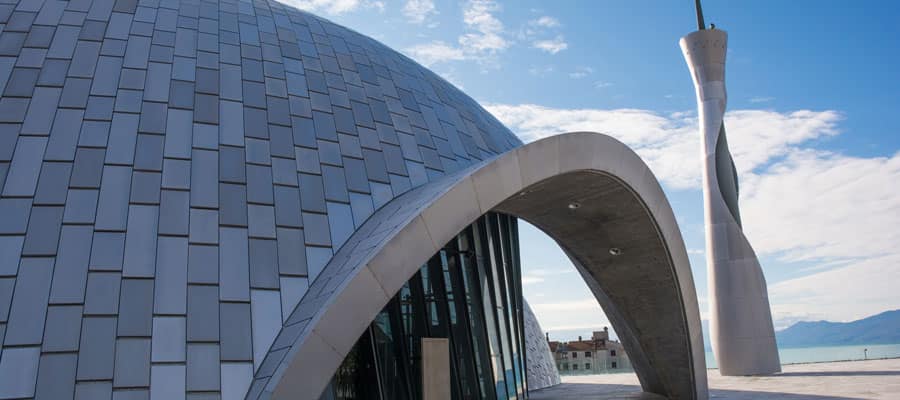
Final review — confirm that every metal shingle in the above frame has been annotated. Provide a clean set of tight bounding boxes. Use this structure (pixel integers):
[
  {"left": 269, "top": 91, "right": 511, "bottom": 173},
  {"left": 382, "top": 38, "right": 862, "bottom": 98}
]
[
  {"left": 4, "top": 257, "right": 53, "bottom": 345},
  {"left": 77, "top": 316, "right": 118, "bottom": 380}
]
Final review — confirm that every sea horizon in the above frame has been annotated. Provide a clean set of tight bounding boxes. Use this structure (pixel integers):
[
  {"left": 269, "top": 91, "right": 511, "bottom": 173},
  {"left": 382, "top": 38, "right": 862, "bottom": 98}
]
[
  {"left": 705, "top": 343, "right": 900, "bottom": 369},
  {"left": 558, "top": 342, "right": 900, "bottom": 376}
]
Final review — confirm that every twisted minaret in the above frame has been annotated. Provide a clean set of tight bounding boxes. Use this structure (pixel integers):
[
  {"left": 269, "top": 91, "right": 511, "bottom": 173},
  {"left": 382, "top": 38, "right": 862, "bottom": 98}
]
[{"left": 680, "top": 1, "right": 781, "bottom": 376}]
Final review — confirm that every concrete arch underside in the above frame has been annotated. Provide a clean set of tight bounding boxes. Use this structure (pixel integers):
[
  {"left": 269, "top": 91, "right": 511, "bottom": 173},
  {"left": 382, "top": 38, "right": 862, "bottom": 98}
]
[{"left": 247, "top": 132, "right": 708, "bottom": 400}]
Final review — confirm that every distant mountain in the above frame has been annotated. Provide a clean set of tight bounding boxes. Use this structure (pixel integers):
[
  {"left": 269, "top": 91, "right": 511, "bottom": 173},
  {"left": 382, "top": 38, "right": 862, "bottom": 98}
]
[{"left": 775, "top": 309, "right": 900, "bottom": 348}]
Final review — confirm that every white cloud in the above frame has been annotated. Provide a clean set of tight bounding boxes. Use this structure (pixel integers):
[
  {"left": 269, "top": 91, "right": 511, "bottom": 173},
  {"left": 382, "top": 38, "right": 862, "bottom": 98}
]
[
  {"left": 545, "top": 323, "right": 611, "bottom": 333},
  {"left": 747, "top": 149, "right": 900, "bottom": 325},
  {"left": 569, "top": 66, "right": 594, "bottom": 79},
  {"left": 521, "top": 275, "right": 545, "bottom": 285},
  {"left": 484, "top": 103, "right": 700, "bottom": 188},
  {"left": 532, "top": 35, "right": 568, "bottom": 54},
  {"left": 281, "top": 0, "right": 381, "bottom": 14},
  {"left": 435, "top": 68, "right": 466, "bottom": 89},
  {"left": 531, "top": 16, "right": 560, "bottom": 28},
  {"left": 404, "top": 0, "right": 508, "bottom": 67},
  {"left": 484, "top": 103, "right": 841, "bottom": 190},
  {"left": 405, "top": 41, "right": 466, "bottom": 67},
  {"left": 527, "top": 65, "right": 554, "bottom": 77},
  {"left": 531, "top": 298, "right": 600, "bottom": 312},
  {"left": 403, "top": 0, "right": 437, "bottom": 25},
  {"left": 770, "top": 254, "right": 900, "bottom": 327},
  {"left": 520, "top": 14, "right": 562, "bottom": 38},
  {"left": 531, "top": 298, "right": 615, "bottom": 339},
  {"left": 489, "top": 102, "right": 900, "bottom": 324},
  {"left": 521, "top": 265, "right": 577, "bottom": 285},
  {"left": 727, "top": 110, "right": 842, "bottom": 175},
  {"left": 459, "top": 0, "right": 508, "bottom": 54},
  {"left": 405, "top": 3, "right": 569, "bottom": 67},
  {"left": 697, "top": 296, "right": 710, "bottom": 321},
  {"left": 750, "top": 96, "right": 775, "bottom": 103},
  {"left": 742, "top": 150, "right": 900, "bottom": 263},
  {"left": 593, "top": 80, "right": 613, "bottom": 89}
]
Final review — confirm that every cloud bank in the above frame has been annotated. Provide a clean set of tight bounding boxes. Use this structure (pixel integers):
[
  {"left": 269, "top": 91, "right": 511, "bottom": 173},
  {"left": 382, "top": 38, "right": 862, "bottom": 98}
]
[
  {"left": 404, "top": 0, "right": 508, "bottom": 67},
  {"left": 281, "top": 0, "right": 383, "bottom": 15},
  {"left": 489, "top": 103, "right": 899, "bottom": 325}
]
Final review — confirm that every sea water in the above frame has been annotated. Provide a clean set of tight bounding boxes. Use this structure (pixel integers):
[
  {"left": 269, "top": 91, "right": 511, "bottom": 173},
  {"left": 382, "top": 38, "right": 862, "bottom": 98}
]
[{"left": 704, "top": 343, "right": 900, "bottom": 369}]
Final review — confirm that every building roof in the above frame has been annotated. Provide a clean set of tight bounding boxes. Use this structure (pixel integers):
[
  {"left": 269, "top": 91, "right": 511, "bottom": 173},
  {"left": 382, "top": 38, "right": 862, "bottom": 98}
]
[
  {"left": 0, "top": 0, "right": 523, "bottom": 398},
  {"left": 551, "top": 338, "right": 630, "bottom": 353},
  {"left": 566, "top": 341, "right": 598, "bottom": 351}
]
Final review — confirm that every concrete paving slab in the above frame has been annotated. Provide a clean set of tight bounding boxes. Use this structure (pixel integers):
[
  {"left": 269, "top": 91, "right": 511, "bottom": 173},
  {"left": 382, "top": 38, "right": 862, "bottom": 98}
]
[{"left": 530, "top": 358, "right": 900, "bottom": 399}]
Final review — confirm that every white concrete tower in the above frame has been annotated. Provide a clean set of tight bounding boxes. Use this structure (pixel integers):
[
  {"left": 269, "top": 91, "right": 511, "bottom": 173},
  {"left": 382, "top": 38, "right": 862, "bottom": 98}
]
[{"left": 680, "top": 1, "right": 781, "bottom": 376}]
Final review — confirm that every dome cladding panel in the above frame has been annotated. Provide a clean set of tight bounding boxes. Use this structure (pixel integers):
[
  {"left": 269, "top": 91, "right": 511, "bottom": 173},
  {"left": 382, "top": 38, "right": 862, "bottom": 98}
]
[{"left": 0, "top": 0, "right": 520, "bottom": 398}]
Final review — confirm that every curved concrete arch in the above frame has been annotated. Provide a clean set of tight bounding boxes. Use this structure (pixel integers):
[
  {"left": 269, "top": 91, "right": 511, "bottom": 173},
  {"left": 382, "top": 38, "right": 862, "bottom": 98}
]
[{"left": 247, "top": 132, "right": 708, "bottom": 400}]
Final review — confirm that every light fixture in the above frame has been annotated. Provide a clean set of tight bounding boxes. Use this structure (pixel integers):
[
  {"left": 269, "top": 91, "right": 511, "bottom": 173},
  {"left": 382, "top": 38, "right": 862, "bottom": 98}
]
[
  {"left": 609, "top": 248, "right": 623, "bottom": 256},
  {"left": 567, "top": 202, "right": 581, "bottom": 210}
]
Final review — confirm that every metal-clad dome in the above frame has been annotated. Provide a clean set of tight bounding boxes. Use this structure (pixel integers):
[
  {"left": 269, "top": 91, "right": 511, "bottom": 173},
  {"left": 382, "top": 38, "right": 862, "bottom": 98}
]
[{"left": 0, "top": 0, "right": 521, "bottom": 398}]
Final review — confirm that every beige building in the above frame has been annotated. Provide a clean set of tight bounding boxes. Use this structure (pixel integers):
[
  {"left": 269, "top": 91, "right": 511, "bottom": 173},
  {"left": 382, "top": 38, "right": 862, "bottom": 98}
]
[{"left": 549, "top": 328, "right": 633, "bottom": 375}]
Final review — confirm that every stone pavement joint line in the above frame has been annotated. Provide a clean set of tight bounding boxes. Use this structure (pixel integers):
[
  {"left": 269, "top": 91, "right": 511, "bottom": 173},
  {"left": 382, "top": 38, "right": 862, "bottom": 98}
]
[{"left": 529, "top": 358, "right": 900, "bottom": 399}]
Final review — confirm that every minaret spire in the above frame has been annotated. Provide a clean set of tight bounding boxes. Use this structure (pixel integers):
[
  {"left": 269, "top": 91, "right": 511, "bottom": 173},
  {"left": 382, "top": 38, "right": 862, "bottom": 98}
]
[
  {"left": 680, "top": 10, "right": 782, "bottom": 377},
  {"left": 694, "top": 0, "right": 706, "bottom": 30}
]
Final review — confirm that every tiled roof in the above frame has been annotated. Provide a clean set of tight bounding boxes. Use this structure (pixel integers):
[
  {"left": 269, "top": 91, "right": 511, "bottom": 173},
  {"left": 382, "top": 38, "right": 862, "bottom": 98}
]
[{"left": 0, "top": 0, "right": 522, "bottom": 398}]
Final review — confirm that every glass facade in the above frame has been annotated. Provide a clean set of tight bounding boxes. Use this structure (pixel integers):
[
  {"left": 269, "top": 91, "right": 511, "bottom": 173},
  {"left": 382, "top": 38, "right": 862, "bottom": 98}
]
[{"left": 320, "top": 213, "right": 528, "bottom": 400}]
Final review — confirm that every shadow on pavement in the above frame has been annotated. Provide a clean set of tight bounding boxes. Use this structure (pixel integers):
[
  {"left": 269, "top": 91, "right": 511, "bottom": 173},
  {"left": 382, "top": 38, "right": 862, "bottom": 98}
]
[
  {"left": 709, "top": 389, "right": 861, "bottom": 399},
  {"left": 528, "top": 382, "right": 663, "bottom": 399},
  {"left": 777, "top": 370, "right": 900, "bottom": 377},
  {"left": 529, "top": 383, "right": 864, "bottom": 400}
]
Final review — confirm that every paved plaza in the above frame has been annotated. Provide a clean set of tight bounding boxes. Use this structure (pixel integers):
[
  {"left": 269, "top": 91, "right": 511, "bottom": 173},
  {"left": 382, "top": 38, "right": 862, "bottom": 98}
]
[{"left": 530, "top": 358, "right": 900, "bottom": 399}]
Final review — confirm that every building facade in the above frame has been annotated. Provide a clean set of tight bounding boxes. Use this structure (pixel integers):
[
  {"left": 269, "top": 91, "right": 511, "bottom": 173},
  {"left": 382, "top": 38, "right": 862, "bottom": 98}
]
[
  {"left": 0, "top": 0, "right": 707, "bottom": 399},
  {"left": 550, "top": 329, "right": 632, "bottom": 375}
]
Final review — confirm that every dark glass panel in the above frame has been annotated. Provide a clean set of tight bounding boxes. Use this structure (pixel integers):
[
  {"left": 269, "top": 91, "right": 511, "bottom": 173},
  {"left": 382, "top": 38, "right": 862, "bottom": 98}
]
[
  {"left": 484, "top": 215, "right": 518, "bottom": 399},
  {"left": 326, "top": 212, "right": 526, "bottom": 400},
  {"left": 329, "top": 328, "right": 382, "bottom": 399},
  {"left": 507, "top": 217, "right": 528, "bottom": 394},
  {"left": 423, "top": 253, "right": 461, "bottom": 399},
  {"left": 439, "top": 245, "right": 480, "bottom": 399},
  {"left": 474, "top": 218, "right": 510, "bottom": 400},
  {"left": 498, "top": 215, "right": 526, "bottom": 397},
  {"left": 372, "top": 299, "right": 412, "bottom": 400},
  {"left": 402, "top": 279, "right": 427, "bottom": 399},
  {"left": 458, "top": 226, "right": 496, "bottom": 400}
]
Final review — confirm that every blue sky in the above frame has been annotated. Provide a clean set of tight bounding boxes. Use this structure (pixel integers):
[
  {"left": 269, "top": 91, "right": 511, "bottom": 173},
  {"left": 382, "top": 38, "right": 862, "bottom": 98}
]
[{"left": 285, "top": 0, "right": 900, "bottom": 341}]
